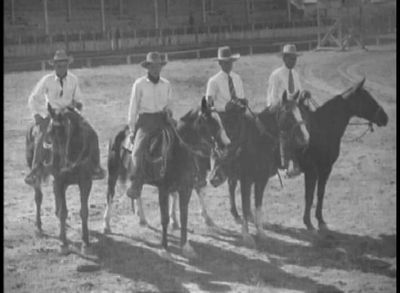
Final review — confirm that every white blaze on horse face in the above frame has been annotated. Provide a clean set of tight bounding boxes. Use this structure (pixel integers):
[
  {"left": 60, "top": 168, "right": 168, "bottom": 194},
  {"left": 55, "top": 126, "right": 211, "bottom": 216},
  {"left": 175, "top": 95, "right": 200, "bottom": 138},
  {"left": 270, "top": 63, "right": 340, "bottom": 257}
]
[
  {"left": 211, "top": 112, "right": 231, "bottom": 146},
  {"left": 292, "top": 106, "right": 310, "bottom": 144}
]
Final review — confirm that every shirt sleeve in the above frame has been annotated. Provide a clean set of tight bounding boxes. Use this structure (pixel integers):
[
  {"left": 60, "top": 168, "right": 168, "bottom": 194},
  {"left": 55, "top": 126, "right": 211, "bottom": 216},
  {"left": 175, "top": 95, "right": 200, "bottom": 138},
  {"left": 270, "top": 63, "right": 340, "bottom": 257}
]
[
  {"left": 128, "top": 80, "right": 140, "bottom": 131},
  {"left": 165, "top": 83, "right": 175, "bottom": 119},
  {"left": 294, "top": 70, "right": 303, "bottom": 92},
  {"left": 28, "top": 75, "right": 48, "bottom": 117},
  {"left": 266, "top": 72, "right": 280, "bottom": 109},
  {"left": 72, "top": 77, "right": 84, "bottom": 110},
  {"left": 205, "top": 78, "right": 218, "bottom": 106}
]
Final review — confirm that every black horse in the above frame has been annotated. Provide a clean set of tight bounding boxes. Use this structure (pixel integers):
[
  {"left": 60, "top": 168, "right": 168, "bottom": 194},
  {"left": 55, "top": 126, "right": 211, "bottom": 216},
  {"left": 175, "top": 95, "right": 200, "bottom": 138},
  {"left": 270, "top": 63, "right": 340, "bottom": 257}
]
[
  {"left": 209, "top": 91, "right": 310, "bottom": 247},
  {"left": 36, "top": 104, "right": 98, "bottom": 254},
  {"left": 296, "top": 78, "right": 388, "bottom": 231},
  {"left": 103, "top": 97, "right": 231, "bottom": 259}
]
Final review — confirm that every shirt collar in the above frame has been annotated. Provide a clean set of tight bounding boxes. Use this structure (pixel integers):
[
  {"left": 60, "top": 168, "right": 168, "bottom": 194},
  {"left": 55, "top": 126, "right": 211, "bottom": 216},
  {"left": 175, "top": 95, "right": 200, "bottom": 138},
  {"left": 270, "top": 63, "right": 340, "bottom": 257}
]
[{"left": 54, "top": 73, "right": 68, "bottom": 81}]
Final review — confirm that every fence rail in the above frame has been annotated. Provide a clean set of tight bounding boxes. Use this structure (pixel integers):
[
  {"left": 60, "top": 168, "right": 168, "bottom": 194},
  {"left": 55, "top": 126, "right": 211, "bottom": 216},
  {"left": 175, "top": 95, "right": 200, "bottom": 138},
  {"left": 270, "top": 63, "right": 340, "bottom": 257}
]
[{"left": 4, "top": 33, "right": 396, "bottom": 73}]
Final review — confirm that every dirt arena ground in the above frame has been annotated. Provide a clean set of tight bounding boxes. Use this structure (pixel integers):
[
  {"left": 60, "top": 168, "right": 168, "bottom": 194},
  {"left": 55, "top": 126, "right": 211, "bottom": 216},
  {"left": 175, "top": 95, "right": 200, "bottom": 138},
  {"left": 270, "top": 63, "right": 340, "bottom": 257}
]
[{"left": 4, "top": 44, "right": 396, "bottom": 293}]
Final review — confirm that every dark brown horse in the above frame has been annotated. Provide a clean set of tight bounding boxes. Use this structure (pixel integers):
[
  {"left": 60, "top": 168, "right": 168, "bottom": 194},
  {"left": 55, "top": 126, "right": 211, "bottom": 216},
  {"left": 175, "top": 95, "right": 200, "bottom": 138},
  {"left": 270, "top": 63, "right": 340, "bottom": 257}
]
[
  {"left": 103, "top": 97, "right": 231, "bottom": 259},
  {"left": 209, "top": 91, "right": 310, "bottom": 247},
  {"left": 295, "top": 78, "right": 388, "bottom": 231},
  {"left": 35, "top": 104, "right": 98, "bottom": 254}
]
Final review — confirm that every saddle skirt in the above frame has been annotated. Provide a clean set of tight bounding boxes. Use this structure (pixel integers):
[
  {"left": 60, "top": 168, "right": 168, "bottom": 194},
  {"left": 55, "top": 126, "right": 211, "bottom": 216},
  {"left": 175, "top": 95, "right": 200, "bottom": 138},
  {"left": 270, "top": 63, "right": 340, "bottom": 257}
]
[{"left": 121, "top": 126, "right": 175, "bottom": 182}]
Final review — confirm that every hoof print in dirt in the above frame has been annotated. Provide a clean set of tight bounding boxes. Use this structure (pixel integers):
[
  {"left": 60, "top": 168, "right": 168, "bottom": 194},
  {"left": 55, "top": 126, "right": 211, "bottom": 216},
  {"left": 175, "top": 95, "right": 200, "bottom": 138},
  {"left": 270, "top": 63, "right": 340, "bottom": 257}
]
[{"left": 59, "top": 245, "right": 70, "bottom": 256}]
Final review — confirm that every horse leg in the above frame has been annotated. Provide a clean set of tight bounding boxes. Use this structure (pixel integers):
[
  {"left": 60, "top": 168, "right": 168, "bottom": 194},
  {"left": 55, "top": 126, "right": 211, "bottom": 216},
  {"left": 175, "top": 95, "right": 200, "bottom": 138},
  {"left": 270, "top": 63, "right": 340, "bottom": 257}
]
[
  {"left": 103, "top": 172, "right": 118, "bottom": 234},
  {"left": 240, "top": 178, "right": 256, "bottom": 248},
  {"left": 316, "top": 168, "right": 332, "bottom": 231},
  {"left": 170, "top": 192, "right": 180, "bottom": 230},
  {"left": 179, "top": 186, "right": 197, "bottom": 259},
  {"left": 79, "top": 180, "right": 92, "bottom": 254},
  {"left": 228, "top": 177, "right": 241, "bottom": 224},
  {"left": 136, "top": 197, "right": 148, "bottom": 226},
  {"left": 195, "top": 186, "right": 216, "bottom": 227},
  {"left": 303, "top": 170, "right": 318, "bottom": 231},
  {"left": 254, "top": 178, "right": 268, "bottom": 240},
  {"left": 54, "top": 180, "right": 69, "bottom": 254},
  {"left": 158, "top": 187, "right": 172, "bottom": 260},
  {"left": 34, "top": 183, "right": 43, "bottom": 236}
]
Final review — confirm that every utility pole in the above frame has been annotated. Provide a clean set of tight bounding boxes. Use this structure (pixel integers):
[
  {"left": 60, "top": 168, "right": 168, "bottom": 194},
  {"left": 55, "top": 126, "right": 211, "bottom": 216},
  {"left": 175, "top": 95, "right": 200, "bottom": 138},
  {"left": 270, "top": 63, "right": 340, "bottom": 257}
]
[
  {"left": 100, "top": 0, "right": 106, "bottom": 34},
  {"left": 287, "top": 0, "right": 292, "bottom": 22},
  {"left": 201, "top": 0, "right": 206, "bottom": 24},
  {"left": 66, "top": 0, "right": 72, "bottom": 22},
  {"left": 154, "top": 0, "right": 159, "bottom": 29},
  {"left": 44, "top": 0, "right": 49, "bottom": 35}
]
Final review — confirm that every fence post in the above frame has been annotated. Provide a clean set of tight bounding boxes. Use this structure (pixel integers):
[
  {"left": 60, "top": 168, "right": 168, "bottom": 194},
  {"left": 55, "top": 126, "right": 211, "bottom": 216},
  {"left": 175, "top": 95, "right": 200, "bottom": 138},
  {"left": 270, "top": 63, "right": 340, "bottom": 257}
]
[
  {"left": 196, "top": 50, "right": 200, "bottom": 59},
  {"left": 248, "top": 45, "right": 253, "bottom": 55},
  {"left": 41, "top": 61, "right": 46, "bottom": 71},
  {"left": 126, "top": 55, "right": 131, "bottom": 64},
  {"left": 376, "top": 36, "right": 380, "bottom": 46},
  {"left": 86, "top": 58, "right": 91, "bottom": 67}
]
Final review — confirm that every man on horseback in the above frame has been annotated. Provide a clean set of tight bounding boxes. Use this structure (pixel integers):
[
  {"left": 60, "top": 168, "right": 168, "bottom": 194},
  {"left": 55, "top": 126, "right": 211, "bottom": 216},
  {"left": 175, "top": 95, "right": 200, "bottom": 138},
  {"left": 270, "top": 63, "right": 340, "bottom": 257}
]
[
  {"left": 126, "top": 51, "right": 174, "bottom": 199},
  {"left": 266, "top": 44, "right": 313, "bottom": 178},
  {"left": 25, "top": 49, "right": 105, "bottom": 185}
]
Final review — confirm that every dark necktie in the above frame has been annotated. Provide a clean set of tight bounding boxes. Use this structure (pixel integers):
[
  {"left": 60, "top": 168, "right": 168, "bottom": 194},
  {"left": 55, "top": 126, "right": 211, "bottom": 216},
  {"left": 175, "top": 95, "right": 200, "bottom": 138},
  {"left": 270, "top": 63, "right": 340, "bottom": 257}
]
[
  {"left": 59, "top": 77, "right": 64, "bottom": 97},
  {"left": 228, "top": 74, "right": 237, "bottom": 100},
  {"left": 288, "top": 69, "right": 294, "bottom": 94}
]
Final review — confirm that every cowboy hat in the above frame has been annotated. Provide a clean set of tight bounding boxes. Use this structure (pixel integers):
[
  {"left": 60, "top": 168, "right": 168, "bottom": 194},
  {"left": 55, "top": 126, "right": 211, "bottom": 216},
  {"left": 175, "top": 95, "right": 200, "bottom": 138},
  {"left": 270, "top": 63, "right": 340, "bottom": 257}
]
[
  {"left": 214, "top": 46, "right": 240, "bottom": 62},
  {"left": 280, "top": 44, "right": 301, "bottom": 57},
  {"left": 48, "top": 49, "right": 73, "bottom": 66},
  {"left": 140, "top": 51, "right": 168, "bottom": 68}
]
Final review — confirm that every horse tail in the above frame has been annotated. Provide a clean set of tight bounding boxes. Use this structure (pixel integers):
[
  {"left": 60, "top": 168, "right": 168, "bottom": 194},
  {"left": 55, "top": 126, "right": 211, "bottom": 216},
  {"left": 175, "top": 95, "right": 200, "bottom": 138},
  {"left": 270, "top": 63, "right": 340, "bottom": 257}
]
[{"left": 108, "top": 125, "right": 129, "bottom": 183}]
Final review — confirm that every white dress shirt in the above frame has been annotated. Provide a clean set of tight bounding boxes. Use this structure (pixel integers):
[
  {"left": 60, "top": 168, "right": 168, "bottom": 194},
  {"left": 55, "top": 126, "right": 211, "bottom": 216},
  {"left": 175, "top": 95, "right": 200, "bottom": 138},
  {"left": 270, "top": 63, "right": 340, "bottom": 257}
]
[
  {"left": 205, "top": 70, "right": 245, "bottom": 111},
  {"left": 28, "top": 72, "right": 83, "bottom": 117},
  {"left": 128, "top": 76, "right": 173, "bottom": 131},
  {"left": 266, "top": 66, "right": 303, "bottom": 109}
]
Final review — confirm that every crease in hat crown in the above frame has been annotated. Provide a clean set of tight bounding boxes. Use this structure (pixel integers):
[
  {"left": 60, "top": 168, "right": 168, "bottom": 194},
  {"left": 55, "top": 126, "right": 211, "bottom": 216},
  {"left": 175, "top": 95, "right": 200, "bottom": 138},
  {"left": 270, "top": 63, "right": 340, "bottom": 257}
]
[
  {"left": 282, "top": 44, "right": 301, "bottom": 56},
  {"left": 216, "top": 46, "right": 240, "bottom": 61},
  {"left": 141, "top": 51, "right": 168, "bottom": 67},
  {"left": 49, "top": 49, "right": 73, "bottom": 65}
]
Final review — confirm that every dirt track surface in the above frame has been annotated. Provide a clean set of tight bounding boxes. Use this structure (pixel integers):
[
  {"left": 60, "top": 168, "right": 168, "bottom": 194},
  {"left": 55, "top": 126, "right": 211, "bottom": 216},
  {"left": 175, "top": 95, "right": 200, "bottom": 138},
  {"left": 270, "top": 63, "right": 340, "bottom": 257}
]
[{"left": 4, "top": 44, "right": 396, "bottom": 293}]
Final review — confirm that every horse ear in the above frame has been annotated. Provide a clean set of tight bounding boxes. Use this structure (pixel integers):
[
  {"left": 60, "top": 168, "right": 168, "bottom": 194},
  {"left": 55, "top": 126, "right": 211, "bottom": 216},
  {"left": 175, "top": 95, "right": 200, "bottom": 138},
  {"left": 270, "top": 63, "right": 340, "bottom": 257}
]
[
  {"left": 293, "top": 90, "right": 300, "bottom": 101},
  {"left": 356, "top": 77, "right": 366, "bottom": 90},
  {"left": 282, "top": 91, "right": 288, "bottom": 103},
  {"left": 201, "top": 96, "right": 210, "bottom": 115}
]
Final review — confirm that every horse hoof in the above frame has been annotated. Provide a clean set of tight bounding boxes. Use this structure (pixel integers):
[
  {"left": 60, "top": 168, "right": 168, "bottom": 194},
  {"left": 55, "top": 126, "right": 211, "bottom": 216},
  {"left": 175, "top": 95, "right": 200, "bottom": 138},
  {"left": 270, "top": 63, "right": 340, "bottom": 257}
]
[
  {"left": 318, "top": 223, "right": 330, "bottom": 232},
  {"left": 35, "top": 229, "right": 44, "bottom": 238},
  {"left": 171, "top": 222, "right": 180, "bottom": 230},
  {"left": 159, "top": 249, "right": 173, "bottom": 261},
  {"left": 242, "top": 234, "right": 256, "bottom": 249},
  {"left": 204, "top": 217, "right": 216, "bottom": 228},
  {"left": 256, "top": 229, "right": 268, "bottom": 241},
  {"left": 234, "top": 217, "right": 243, "bottom": 225},
  {"left": 59, "top": 245, "right": 70, "bottom": 256},
  {"left": 182, "top": 243, "right": 198, "bottom": 260},
  {"left": 103, "top": 227, "right": 112, "bottom": 235},
  {"left": 139, "top": 219, "right": 148, "bottom": 227}
]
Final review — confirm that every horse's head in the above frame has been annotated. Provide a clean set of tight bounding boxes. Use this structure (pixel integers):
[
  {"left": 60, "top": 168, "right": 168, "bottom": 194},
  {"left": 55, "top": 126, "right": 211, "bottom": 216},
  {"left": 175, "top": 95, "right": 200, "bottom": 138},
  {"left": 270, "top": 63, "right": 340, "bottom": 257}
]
[
  {"left": 42, "top": 104, "right": 79, "bottom": 169},
  {"left": 342, "top": 78, "right": 388, "bottom": 127},
  {"left": 276, "top": 90, "right": 310, "bottom": 149},
  {"left": 190, "top": 97, "right": 231, "bottom": 157}
]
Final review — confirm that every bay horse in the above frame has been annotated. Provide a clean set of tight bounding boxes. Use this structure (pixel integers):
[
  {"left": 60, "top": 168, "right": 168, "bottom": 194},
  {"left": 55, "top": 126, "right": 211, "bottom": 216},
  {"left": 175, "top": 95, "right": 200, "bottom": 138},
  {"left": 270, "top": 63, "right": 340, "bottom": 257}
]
[
  {"left": 209, "top": 91, "right": 310, "bottom": 247},
  {"left": 295, "top": 78, "right": 388, "bottom": 231},
  {"left": 103, "top": 97, "right": 231, "bottom": 259},
  {"left": 37, "top": 104, "right": 98, "bottom": 254}
]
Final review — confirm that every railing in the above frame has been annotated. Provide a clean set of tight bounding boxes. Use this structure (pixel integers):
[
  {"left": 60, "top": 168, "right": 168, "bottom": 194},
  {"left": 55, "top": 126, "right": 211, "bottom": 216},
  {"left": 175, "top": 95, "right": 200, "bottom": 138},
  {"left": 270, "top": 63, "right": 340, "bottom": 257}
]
[
  {"left": 4, "top": 18, "right": 327, "bottom": 46},
  {"left": 4, "top": 33, "right": 396, "bottom": 73}
]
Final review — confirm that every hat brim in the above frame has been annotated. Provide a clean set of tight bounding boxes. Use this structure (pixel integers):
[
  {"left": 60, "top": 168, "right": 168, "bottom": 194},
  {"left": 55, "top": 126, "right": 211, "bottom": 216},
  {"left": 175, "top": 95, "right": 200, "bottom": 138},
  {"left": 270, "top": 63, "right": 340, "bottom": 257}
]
[
  {"left": 214, "top": 53, "right": 241, "bottom": 61},
  {"left": 280, "top": 52, "right": 302, "bottom": 57},
  {"left": 140, "top": 60, "right": 167, "bottom": 68},
  {"left": 48, "top": 56, "right": 74, "bottom": 66}
]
